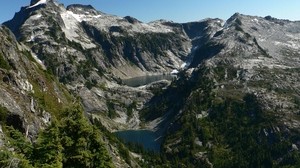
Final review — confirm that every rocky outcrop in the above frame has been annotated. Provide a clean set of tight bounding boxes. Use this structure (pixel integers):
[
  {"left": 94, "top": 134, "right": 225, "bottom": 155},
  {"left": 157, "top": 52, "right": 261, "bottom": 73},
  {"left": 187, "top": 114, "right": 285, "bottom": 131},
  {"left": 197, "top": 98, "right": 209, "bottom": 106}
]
[{"left": 0, "top": 25, "right": 72, "bottom": 140}]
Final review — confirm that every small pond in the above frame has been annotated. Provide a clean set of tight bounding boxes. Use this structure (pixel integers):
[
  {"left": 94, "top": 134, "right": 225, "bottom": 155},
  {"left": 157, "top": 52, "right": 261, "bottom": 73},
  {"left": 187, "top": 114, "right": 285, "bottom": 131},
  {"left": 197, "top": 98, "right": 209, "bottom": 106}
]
[
  {"left": 115, "top": 130, "right": 161, "bottom": 152},
  {"left": 122, "top": 74, "right": 175, "bottom": 87}
]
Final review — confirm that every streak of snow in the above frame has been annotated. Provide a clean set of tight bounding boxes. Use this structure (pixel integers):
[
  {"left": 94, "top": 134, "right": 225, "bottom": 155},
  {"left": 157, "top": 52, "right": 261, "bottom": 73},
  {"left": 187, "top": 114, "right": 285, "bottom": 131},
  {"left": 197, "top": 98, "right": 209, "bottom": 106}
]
[
  {"left": 27, "top": 35, "right": 35, "bottom": 42},
  {"left": 258, "top": 38, "right": 266, "bottom": 42},
  {"left": 171, "top": 69, "right": 179, "bottom": 74},
  {"left": 130, "top": 152, "right": 142, "bottom": 159},
  {"left": 31, "top": 51, "right": 47, "bottom": 70},
  {"left": 180, "top": 63, "right": 187, "bottom": 69},
  {"left": 27, "top": 0, "right": 47, "bottom": 9},
  {"left": 30, "top": 14, "right": 42, "bottom": 20},
  {"left": 251, "top": 18, "right": 259, "bottom": 24},
  {"left": 192, "top": 46, "right": 198, "bottom": 51},
  {"left": 111, "top": 32, "right": 122, "bottom": 36},
  {"left": 274, "top": 41, "right": 282, "bottom": 46}
]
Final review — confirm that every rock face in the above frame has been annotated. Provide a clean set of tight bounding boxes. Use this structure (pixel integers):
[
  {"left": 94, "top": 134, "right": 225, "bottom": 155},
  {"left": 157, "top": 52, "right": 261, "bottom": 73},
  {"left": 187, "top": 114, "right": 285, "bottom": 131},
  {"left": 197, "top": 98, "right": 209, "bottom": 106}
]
[
  {"left": 4, "top": 0, "right": 194, "bottom": 80},
  {"left": 0, "top": 26, "right": 71, "bottom": 140},
  {"left": 192, "top": 13, "right": 300, "bottom": 127},
  {"left": 2, "top": 1, "right": 300, "bottom": 167}
]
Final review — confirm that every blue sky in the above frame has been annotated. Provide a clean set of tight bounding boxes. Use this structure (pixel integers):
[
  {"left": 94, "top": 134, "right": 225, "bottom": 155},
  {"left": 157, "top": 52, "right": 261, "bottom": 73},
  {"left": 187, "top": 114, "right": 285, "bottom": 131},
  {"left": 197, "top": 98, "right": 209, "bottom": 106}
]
[{"left": 1, "top": 0, "right": 300, "bottom": 23}]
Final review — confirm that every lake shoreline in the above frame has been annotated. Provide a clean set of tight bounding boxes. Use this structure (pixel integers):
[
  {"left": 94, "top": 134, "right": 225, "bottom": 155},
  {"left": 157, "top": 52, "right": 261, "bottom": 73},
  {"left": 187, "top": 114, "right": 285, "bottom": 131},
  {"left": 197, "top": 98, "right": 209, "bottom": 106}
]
[
  {"left": 114, "top": 129, "right": 162, "bottom": 152},
  {"left": 122, "top": 74, "right": 176, "bottom": 87}
]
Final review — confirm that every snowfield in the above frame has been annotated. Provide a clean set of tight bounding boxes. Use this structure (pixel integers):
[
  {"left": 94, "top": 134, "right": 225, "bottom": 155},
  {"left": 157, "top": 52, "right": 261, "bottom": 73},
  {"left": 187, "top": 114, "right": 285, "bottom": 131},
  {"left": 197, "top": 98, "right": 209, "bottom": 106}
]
[
  {"left": 28, "top": 0, "right": 47, "bottom": 9},
  {"left": 60, "top": 10, "right": 97, "bottom": 49}
]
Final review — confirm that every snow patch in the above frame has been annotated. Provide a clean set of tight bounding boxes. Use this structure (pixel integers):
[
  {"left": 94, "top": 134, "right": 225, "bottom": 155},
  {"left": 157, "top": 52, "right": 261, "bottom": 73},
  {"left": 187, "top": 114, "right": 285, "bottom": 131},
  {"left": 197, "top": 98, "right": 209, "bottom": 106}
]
[
  {"left": 65, "top": 10, "right": 101, "bottom": 22},
  {"left": 171, "top": 69, "right": 179, "bottom": 74},
  {"left": 60, "top": 11, "right": 79, "bottom": 29},
  {"left": 30, "top": 14, "right": 42, "bottom": 20},
  {"left": 68, "top": 11, "right": 84, "bottom": 22},
  {"left": 27, "top": 34, "right": 35, "bottom": 42},
  {"left": 31, "top": 52, "right": 47, "bottom": 70},
  {"left": 27, "top": 0, "right": 47, "bottom": 9},
  {"left": 251, "top": 18, "right": 259, "bottom": 24},
  {"left": 60, "top": 10, "right": 97, "bottom": 49},
  {"left": 258, "top": 38, "right": 266, "bottom": 42},
  {"left": 180, "top": 63, "right": 187, "bottom": 69},
  {"left": 274, "top": 41, "right": 282, "bottom": 46}
]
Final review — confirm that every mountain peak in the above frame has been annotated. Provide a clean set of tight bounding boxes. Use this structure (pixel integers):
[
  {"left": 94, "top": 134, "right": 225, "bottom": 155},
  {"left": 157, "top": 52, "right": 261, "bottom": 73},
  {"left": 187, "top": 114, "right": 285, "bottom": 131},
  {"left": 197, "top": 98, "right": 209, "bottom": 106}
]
[
  {"left": 66, "top": 4, "right": 95, "bottom": 11},
  {"left": 123, "top": 16, "right": 141, "bottom": 24},
  {"left": 226, "top": 12, "right": 242, "bottom": 22},
  {"left": 66, "top": 4, "right": 101, "bottom": 16}
]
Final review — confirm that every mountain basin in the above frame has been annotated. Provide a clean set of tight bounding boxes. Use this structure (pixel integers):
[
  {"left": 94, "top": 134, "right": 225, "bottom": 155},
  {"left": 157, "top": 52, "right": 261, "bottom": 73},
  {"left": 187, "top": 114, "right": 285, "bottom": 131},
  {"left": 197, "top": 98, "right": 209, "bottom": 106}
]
[
  {"left": 115, "top": 130, "right": 161, "bottom": 152},
  {"left": 122, "top": 74, "right": 175, "bottom": 87}
]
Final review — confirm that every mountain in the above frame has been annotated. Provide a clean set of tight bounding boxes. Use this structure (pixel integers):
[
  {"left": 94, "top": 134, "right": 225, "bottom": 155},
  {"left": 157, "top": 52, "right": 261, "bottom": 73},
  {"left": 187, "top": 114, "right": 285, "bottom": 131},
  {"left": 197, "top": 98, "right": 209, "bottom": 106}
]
[
  {"left": 4, "top": 0, "right": 190, "bottom": 78},
  {"left": 1, "top": 0, "right": 300, "bottom": 167},
  {"left": 3, "top": 0, "right": 223, "bottom": 132},
  {"left": 142, "top": 13, "right": 300, "bottom": 167}
]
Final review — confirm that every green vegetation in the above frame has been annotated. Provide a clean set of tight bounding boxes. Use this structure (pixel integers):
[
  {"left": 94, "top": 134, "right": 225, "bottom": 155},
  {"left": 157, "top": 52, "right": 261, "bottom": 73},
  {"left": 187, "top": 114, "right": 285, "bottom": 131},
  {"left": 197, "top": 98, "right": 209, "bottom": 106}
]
[
  {"left": 126, "top": 101, "right": 137, "bottom": 119},
  {"left": 44, "top": 16, "right": 66, "bottom": 43},
  {"left": 22, "top": 50, "right": 36, "bottom": 62},
  {"left": 30, "top": 75, "right": 66, "bottom": 116},
  {"left": 85, "top": 79, "right": 98, "bottom": 90},
  {"left": 0, "top": 105, "right": 113, "bottom": 168},
  {"left": 77, "top": 60, "right": 92, "bottom": 78},
  {"left": 0, "top": 106, "right": 8, "bottom": 123},
  {"left": 106, "top": 100, "right": 118, "bottom": 119},
  {"left": 0, "top": 52, "right": 11, "bottom": 70},
  {"left": 22, "top": 49, "right": 73, "bottom": 116},
  {"left": 92, "top": 119, "right": 132, "bottom": 165},
  {"left": 139, "top": 65, "right": 300, "bottom": 167},
  {"left": 214, "top": 65, "right": 238, "bottom": 81}
]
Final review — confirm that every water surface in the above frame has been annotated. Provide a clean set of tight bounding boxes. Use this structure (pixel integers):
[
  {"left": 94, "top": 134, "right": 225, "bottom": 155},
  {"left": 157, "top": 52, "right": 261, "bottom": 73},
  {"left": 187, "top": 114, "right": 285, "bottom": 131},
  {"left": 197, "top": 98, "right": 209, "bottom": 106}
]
[
  {"left": 122, "top": 74, "right": 175, "bottom": 87},
  {"left": 115, "top": 130, "right": 161, "bottom": 152}
]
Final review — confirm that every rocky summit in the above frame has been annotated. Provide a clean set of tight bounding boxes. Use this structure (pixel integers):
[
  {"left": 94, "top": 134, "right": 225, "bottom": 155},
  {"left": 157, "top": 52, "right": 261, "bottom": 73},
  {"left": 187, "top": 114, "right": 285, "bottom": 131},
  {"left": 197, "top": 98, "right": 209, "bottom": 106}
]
[{"left": 0, "top": 0, "right": 299, "bottom": 167}]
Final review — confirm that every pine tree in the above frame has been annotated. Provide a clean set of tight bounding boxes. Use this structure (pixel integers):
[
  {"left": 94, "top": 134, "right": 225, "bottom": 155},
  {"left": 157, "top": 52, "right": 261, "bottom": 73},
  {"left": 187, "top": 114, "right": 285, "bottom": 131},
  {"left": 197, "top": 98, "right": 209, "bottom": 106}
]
[
  {"left": 59, "top": 105, "right": 113, "bottom": 168},
  {"left": 33, "top": 119, "right": 63, "bottom": 168}
]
